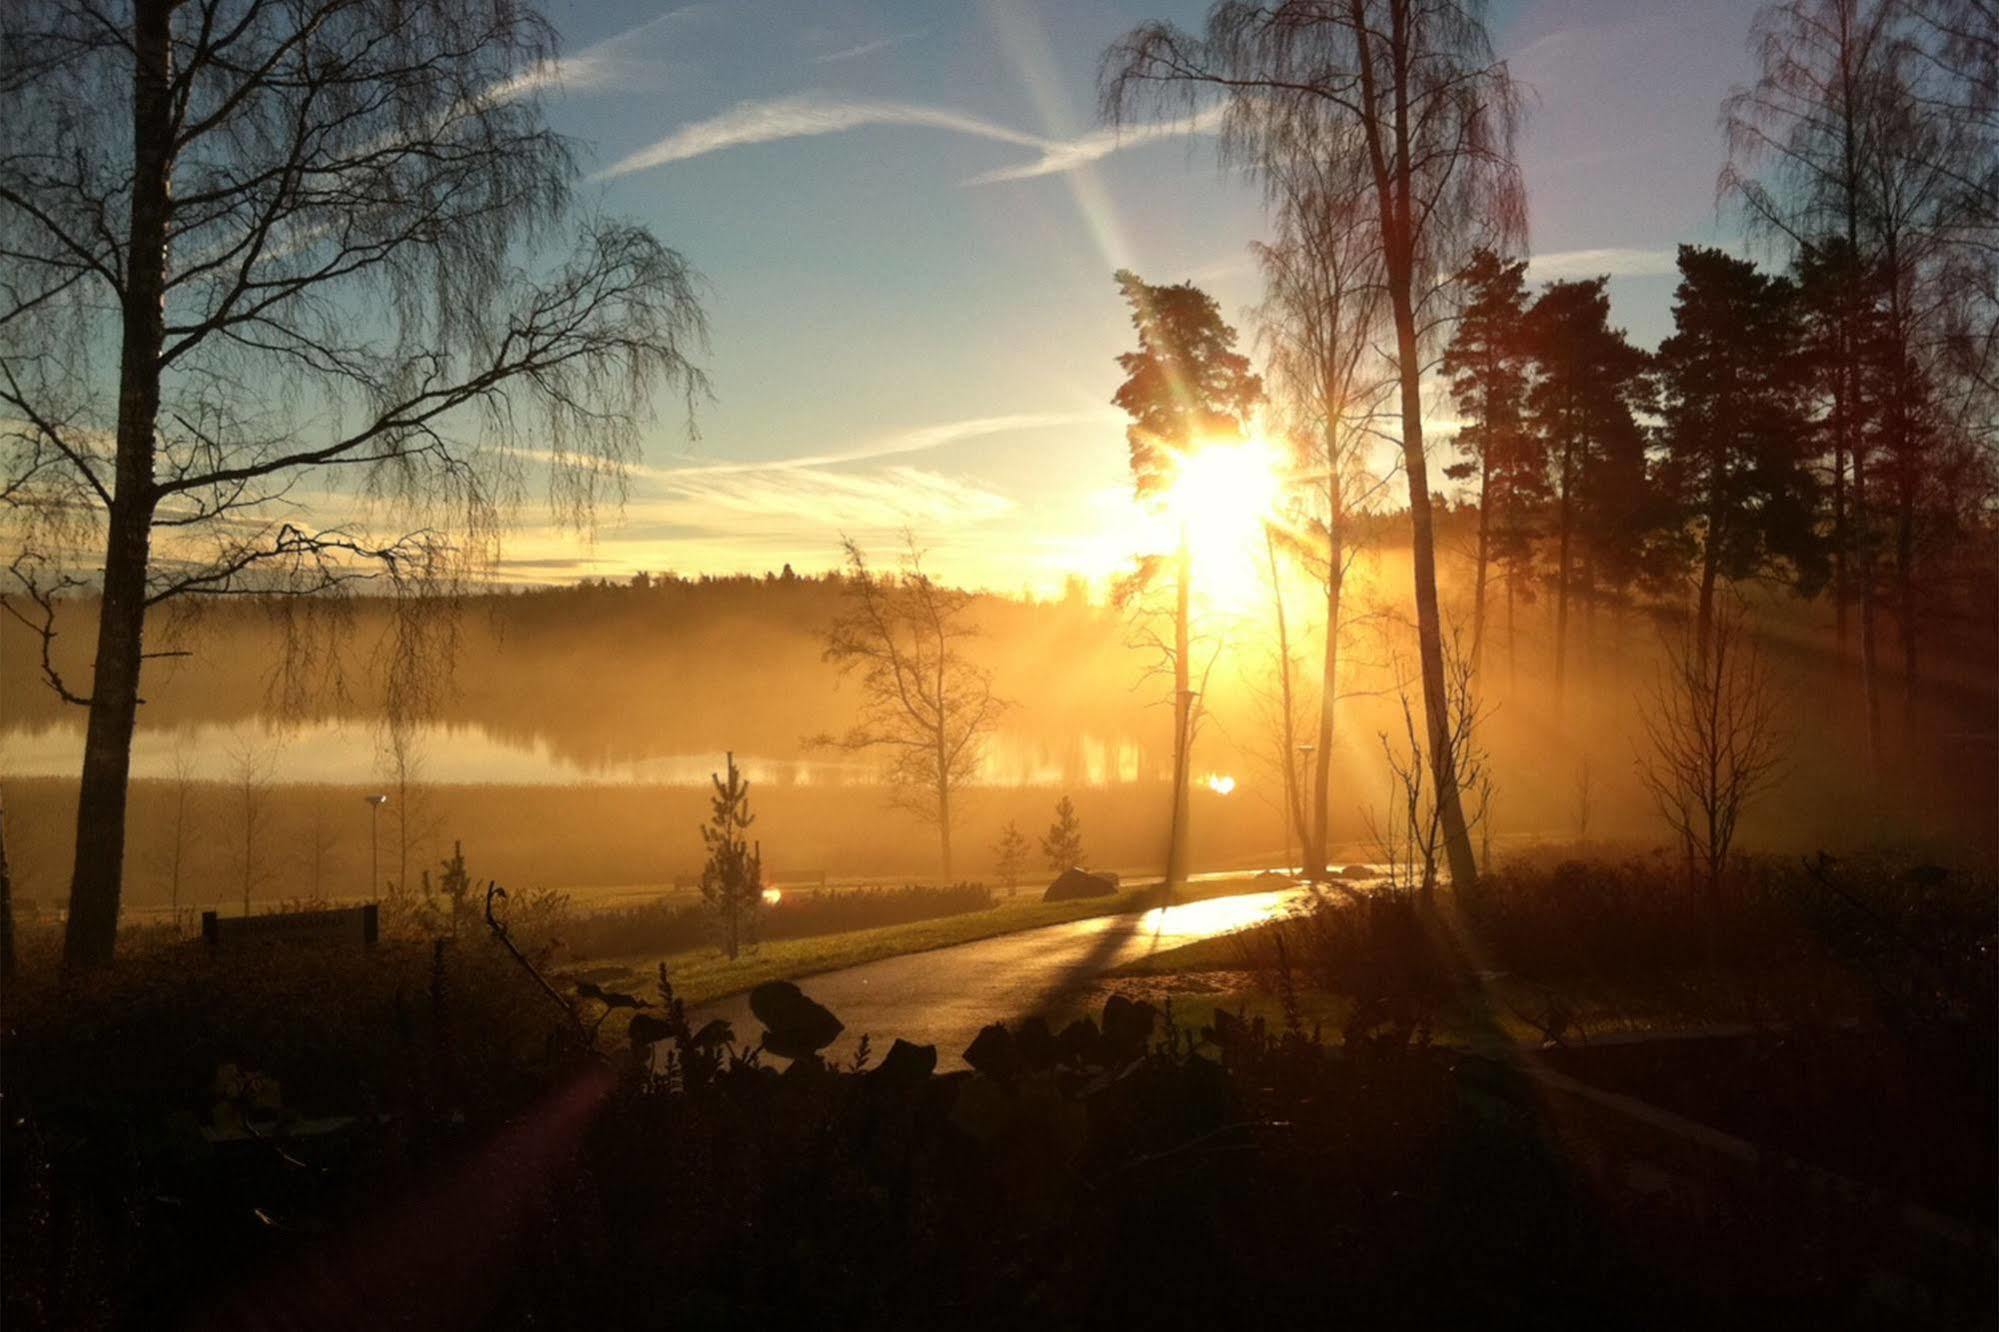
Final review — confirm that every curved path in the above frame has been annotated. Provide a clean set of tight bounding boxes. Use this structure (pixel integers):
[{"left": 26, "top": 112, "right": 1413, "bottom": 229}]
[{"left": 691, "top": 881, "right": 1325, "bottom": 1070}]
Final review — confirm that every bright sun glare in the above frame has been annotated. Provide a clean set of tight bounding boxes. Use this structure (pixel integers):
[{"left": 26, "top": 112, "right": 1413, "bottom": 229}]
[{"left": 1166, "top": 437, "right": 1286, "bottom": 611}]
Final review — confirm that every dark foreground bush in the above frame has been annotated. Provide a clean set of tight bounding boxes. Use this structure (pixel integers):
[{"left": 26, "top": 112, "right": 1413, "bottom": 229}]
[
  {"left": 1462, "top": 850, "right": 1997, "bottom": 1034},
  {"left": 8, "top": 918, "right": 1996, "bottom": 1329}
]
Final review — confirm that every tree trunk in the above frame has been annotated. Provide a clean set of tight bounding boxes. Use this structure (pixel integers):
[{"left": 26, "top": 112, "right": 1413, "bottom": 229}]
[
  {"left": 1854, "top": 444, "right": 1884, "bottom": 777},
  {"left": 1390, "top": 283, "right": 1478, "bottom": 895},
  {"left": 1311, "top": 508, "right": 1341, "bottom": 881},
  {"left": 1505, "top": 558, "right": 1518, "bottom": 697},
  {"left": 1696, "top": 529, "right": 1721, "bottom": 660},
  {"left": 1697, "top": 440, "right": 1727, "bottom": 656},
  {"left": 1579, "top": 550, "right": 1596, "bottom": 689},
  {"left": 1471, "top": 452, "right": 1491, "bottom": 677},
  {"left": 937, "top": 777, "right": 954, "bottom": 881},
  {"left": 1831, "top": 372, "right": 1849, "bottom": 654},
  {"left": 1897, "top": 499, "right": 1918, "bottom": 741},
  {"left": 1266, "top": 530, "right": 1307, "bottom": 870},
  {"left": 1554, "top": 469, "right": 1573, "bottom": 712},
  {"left": 1166, "top": 530, "right": 1192, "bottom": 890},
  {"left": 65, "top": 0, "right": 174, "bottom": 971}
]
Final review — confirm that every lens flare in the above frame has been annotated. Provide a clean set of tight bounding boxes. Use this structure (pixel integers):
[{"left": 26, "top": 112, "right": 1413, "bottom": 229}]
[
  {"left": 1205, "top": 773, "right": 1237, "bottom": 795},
  {"left": 1167, "top": 437, "right": 1285, "bottom": 612}
]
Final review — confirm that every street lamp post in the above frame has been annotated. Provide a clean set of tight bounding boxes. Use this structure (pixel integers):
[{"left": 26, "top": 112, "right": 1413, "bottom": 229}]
[{"left": 363, "top": 795, "right": 388, "bottom": 897}]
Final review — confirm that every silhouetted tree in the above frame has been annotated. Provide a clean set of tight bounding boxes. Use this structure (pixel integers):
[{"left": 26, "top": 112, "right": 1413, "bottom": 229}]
[
  {"left": 1655, "top": 247, "right": 1822, "bottom": 652},
  {"left": 1366, "top": 624, "right": 1490, "bottom": 901},
  {"left": 1111, "top": 269, "right": 1261, "bottom": 889},
  {"left": 1251, "top": 139, "right": 1392, "bottom": 879},
  {"left": 1521, "top": 277, "right": 1651, "bottom": 705},
  {"left": 227, "top": 739, "right": 275, "bottom": 917},
  {"left": 1443, "top": 250, "right": 1534, "bottom": 679},
  {"left": 1103, "top": 0, "right": 1526, "bottom": 892},
  {"left": 699, "top": 753, "right": 762, "bottom": 961},
  {"left": 1041, "top": 796, "right": 1085, "bottom": 873},
  {"left": 420, "top": 840, "right": 479, "bottom": 938},
  {"left": 159, "top": 744, "right": 198, "bottom": 931},
  {"left": 1723, "top": 0, "right": 1998, "bottom": 774},
  {"left": 820, "top": 536, "right": 1001, "bottom": 880},
  {"left": 1637, "top": 603, "right": 1786, "bottom": 909},
  {"left": 1112, "top": 270, "right": 1265, "bottom": 500},
  {"left": 991, "top": 821, "right": 1030, "bottom": 895},
  {"left": 1793, "top": 239, "right": 1880, "bottom": 656},
  {"left": 0, "top": 0, "right": 707, "bottom": 969}
]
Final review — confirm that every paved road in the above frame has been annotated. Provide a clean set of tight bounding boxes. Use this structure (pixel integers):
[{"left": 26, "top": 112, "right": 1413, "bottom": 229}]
[{"left": 691, "top": 879, "right": 1326, "bottom": 1070}]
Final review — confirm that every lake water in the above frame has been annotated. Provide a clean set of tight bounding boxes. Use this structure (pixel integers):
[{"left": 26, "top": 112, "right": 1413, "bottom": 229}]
[{"left": 0, "top": 718, "right": 1164, "bottom": 789}]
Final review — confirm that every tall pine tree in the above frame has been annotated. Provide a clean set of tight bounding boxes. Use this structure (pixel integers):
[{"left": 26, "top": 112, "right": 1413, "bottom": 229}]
[
  {"left": 1522, "top": 277, "right": 1651, "bottom": 707},
  {"left": 1444, "top": 250, "right": 1536, "bottom": 681},
  {"left": 1655, "top": 246, "right": 1824, "bottom": 652}
]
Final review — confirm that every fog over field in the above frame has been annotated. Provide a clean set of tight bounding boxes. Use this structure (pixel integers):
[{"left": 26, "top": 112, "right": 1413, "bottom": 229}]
[{"left": 8, "top": 515, "right": 1989, "bottom": 917}]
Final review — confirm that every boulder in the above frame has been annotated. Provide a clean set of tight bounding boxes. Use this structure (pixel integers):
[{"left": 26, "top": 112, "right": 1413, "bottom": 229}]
[
  {"left": 1340, "top": 864, "right": 1376, "bottom": 881},
  {"left": 1013, "top": 1016, "right": 1059, "bottom": 1071},
  {"left": 1101, "top": 994, "right": 1157, "bottom": 1061},
  {"left": 1043, "top": 867, "right": 1118, "bottom": 902},
  {"left": 686, "top": 1017, "right": 734, "bottom": 1049},
  {"left": 962, "top": 1022, "right": 1022, "bottom": 1081},
  {"left": 626, "top": 1013, "right": 675, "bottom": 1049},
  {"left": 870, "top": 1038, "right": 938, "bottom": 1088},
  {"left": 1055, "top": 1017, "right": 1103, "bottom": 1067},
  {"left": 748, "top": 980, "right": 844, "bottom": 1059}
]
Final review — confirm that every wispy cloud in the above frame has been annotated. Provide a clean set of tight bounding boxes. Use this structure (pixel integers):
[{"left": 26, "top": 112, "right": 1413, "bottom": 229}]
[
  {"left": 593, "top": 92, "right": 1220, "bottom": 185},
  {"left": 653, "top": 409, "right": 1118, "bottom": 477},
  {"left": 1527, "top": 247, "right": 1681, "bottom": 280},
  {"left": 634, "top": 465, "right": 1015, "bottom": 531},
  {"left": 595, "top": 93, "right": 1041, "bottom": 179},
  {"left": 962, "top": 105, "right": 1227, "bottom": 185},
  {"left": 811, "top": 28, "right": 926, "bottom": 65},
  {"left": 489, "top": 4, "right": 707, "bottom": 101}
]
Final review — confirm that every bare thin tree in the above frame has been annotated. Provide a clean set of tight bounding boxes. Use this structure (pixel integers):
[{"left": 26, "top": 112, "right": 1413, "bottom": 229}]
[
  {"left": 1103, "top": 0, "right": 1528, "bottom": 891},
  {"left": 380, "top": 728, "right": 436, "bottom": 899},
  {"left": 1636, "top": 603, "right": 1787, "bottom": 908},
  {"left": 304, "top": 798, "right": 339, "bottom": 903},
  {"left": 1250, "top": 135, "right": 1395, "bottom": 879},
  {"left": 1724, "top": 0, "right": 1997, "bottom": 777},
  {"left": 818, "top": 536, "right": 1002, "bottom": 881},
  {"left": 226, "top": 737, "right": 276, "bottom": 916},
  {"left": 162, "top": 742, "right": 198, "bottom": 930},
  {"left": 0, "top": 0, "right": 707, "bottom": 968},
  {"left": 1363, "top": 623, "right": 1491, "bottom": 900}
]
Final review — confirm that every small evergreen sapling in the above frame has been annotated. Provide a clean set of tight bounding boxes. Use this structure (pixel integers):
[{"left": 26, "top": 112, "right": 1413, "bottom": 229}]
[
  {"left": 700, "top": 753, "right": 764, "bottom": 960},
  {"left": 1041, "top": 797, "right": 1085, "bottom": 873},
  {"left": 992, "top": 821, "right": 1030, "bottom": 895}
]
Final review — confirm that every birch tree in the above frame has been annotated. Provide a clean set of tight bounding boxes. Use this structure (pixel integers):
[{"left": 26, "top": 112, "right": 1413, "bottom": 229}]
[
  {"left": 819, "top": 536, "right": 1002, "bottom": 881},
  {"left": 1103, "top": 0, "right": 1527, "bottom": 890},
  {"left": 1, "top": 0, "right": 707, "bottom": 968}
]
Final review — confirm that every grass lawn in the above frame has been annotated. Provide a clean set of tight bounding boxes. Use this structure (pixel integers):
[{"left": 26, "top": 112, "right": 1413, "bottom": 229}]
[{"left": 566, "top": 872, "right": 1295, "bottom": 1007}]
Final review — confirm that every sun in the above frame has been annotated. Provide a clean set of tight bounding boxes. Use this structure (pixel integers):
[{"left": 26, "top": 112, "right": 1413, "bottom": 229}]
[{"left": 1167, "top": 436, "right": 1286, "bottom": 612}]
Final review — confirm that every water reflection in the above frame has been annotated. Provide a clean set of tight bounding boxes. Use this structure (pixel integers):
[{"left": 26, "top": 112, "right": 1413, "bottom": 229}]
[
  {"left": 0, "top": 717, "right": 1165, "bottom": 789},
  {"left": 1136, "top": 889, "right": 1302, "bottom": 944}
]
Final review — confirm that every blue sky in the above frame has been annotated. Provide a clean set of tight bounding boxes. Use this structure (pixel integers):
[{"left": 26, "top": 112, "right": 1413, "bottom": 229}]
[{"left": 510, "top": 0, "right": 1766, "bottom": 590}]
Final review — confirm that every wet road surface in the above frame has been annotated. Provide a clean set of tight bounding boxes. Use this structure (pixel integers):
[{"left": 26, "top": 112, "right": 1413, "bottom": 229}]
[{"left": 692, "top": 879, "right": 1325, "bottom": 1070}]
